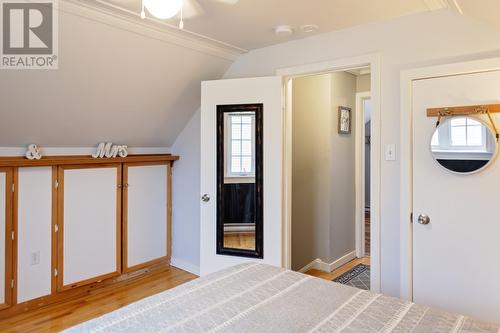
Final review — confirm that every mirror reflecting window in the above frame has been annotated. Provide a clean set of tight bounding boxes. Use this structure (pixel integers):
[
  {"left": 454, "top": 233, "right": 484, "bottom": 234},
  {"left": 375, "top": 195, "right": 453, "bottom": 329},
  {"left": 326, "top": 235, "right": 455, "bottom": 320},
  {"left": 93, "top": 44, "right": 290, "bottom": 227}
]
[
  {"left": 430, "top": 116, "right": 498, "bottom": 174},
  {"left": 217, "top": 104, "right": 263, "bottom": 258}
]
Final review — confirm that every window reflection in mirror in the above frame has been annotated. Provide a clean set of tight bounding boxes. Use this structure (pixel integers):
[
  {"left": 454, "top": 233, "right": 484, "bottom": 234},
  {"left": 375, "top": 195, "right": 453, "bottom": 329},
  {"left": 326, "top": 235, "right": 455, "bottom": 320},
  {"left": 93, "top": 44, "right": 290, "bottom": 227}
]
[
  {"left": 430, "top": 116, "right": 498, "bottom": 174},
  {"left": 217, "top": 104, "right": 263, "bottom": 258}
]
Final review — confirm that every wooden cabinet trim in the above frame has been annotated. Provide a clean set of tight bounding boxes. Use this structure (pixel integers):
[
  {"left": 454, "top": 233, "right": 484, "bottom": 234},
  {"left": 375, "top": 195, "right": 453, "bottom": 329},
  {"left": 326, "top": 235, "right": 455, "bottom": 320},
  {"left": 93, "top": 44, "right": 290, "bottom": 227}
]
[
  {"left": 0, "top": 154, "right": 179, "bottom": 168},
  {"left": 0, "top": 167, "right": 14, "bottom": 309}
]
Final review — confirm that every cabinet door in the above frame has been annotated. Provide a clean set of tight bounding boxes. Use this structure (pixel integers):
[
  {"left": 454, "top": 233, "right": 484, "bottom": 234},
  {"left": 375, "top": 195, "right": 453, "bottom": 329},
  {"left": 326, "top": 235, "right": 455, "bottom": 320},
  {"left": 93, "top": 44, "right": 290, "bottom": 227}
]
[
  {"left": 17, "top": 167, "right": 54, "bottom": 303},
  {"left": 0, "top": 168, "right": 13, "bottom": 309},
  {"left": 123, "top": 163, "right": 169, "bottom": 272},
  {"left": 58, "top": 164, "right": 121, "bottom": 290}
]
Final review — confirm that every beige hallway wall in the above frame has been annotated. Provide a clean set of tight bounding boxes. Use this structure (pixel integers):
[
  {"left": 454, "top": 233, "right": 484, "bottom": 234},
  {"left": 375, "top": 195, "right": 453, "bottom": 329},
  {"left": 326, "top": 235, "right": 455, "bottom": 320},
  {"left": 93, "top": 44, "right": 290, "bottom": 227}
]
[{"left": 291, "top": 72, "right": 356, "bottom": 270}]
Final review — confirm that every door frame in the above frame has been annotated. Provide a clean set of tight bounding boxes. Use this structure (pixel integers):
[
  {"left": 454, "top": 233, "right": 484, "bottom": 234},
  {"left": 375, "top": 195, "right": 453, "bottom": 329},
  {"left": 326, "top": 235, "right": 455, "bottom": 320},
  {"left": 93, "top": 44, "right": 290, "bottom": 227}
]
[
  {"left": 399, "top": 56, "right": 500, "bottom": 300},
  {"left": 277, "top": 53, "right": 382, "bottom": 292},
  {"left": 355, "top": 91, "right": 371, "bottom": 258}
]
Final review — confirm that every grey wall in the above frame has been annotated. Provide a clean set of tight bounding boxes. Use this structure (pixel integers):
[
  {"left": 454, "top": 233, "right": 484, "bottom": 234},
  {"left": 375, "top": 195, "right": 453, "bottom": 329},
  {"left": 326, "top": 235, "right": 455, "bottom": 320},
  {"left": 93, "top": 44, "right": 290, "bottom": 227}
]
[
  {"left": 329, "top": 72, "right": 357, "bottom": 265},
  {"left": 291, "top": 72, "right": 357, "bottom": 271},
  {"left": 291, "top": 74, "right": 332, "bottom": 270},
  {"left": 171, "top": 109, "right": 201, "bottom": 274},
  {"left": 0, "top": 6, "right": 232, "bottom": 148}
]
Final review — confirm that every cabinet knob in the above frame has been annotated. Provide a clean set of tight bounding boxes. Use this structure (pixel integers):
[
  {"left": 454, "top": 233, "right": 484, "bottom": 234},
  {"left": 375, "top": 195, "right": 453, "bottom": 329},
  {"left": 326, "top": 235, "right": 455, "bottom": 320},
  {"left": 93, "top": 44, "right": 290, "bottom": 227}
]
[{"left": 201, "top": 194, "right": 210, "bottom": 202}]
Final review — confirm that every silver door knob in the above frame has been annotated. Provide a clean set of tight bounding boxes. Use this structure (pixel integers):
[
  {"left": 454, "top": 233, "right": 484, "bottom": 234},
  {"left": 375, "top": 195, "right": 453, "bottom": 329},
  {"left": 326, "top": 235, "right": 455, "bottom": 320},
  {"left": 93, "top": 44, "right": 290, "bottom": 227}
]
[
  {"left": 417, "top": 214, "right": 430, "bottom": 225},
  {"left": 201, "top": 194, "right": 210, "bottom": 202}
]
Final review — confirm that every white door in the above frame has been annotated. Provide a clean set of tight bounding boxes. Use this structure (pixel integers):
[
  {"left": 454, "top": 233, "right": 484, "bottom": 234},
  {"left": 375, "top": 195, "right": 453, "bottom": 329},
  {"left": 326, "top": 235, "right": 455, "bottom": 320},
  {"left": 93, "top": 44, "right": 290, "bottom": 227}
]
[
  {"left": 412, "top": 70, "right": 500, "bottom": 322},
  {"left": 17, "top": 167, "right": 53, "bottom": 303},
  {"left": 59, "top": 165, "right": 120, "bottom": 290},
  {"left": 124, "top": 163, "right": 168, "bottom": 271},
  {"left": 200, "top": 76, "right": 282, "bottom": 276}
]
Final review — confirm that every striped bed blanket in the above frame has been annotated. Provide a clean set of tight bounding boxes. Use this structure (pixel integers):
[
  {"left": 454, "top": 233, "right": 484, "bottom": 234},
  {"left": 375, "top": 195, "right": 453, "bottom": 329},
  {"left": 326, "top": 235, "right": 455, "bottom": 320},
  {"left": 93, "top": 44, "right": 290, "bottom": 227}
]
[{"left": 64, "top": 263, "right": 499, "bottom": 332}]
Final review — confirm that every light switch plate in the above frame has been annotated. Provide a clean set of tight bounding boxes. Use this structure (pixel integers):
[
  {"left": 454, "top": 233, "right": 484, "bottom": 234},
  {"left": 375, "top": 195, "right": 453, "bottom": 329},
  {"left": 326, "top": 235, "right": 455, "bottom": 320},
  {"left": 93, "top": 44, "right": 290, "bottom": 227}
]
[{"left": 385, "top": 144, "right": 396, "bottom": 161}]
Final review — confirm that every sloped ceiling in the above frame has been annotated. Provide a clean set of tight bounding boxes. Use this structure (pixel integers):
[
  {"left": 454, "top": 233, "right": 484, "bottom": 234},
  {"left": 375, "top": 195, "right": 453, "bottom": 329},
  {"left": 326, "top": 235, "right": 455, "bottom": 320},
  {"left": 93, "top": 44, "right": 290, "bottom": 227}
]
[
  {"left": 2, "top": 0, "right": 500, "bottom": 148},
  {"left": 0, "top": 1, "right": 236, "bottom": 147}
]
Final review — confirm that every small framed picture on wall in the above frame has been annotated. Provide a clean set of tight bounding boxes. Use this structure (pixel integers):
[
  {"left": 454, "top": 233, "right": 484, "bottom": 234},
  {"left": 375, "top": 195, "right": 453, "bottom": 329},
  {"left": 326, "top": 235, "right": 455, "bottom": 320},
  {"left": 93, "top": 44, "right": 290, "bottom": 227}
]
[{"left": 338, "top": 106, "right": 352, "bottom": 134}]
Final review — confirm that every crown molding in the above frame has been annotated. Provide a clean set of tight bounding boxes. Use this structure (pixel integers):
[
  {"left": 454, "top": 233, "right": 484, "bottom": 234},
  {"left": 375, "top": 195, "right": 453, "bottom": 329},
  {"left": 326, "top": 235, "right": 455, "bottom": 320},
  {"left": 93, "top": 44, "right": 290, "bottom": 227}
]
[
  {"left": 59, "top": 0, "right": 247, "bottom": 61},
  {"left": 423, "top": 0, "right": 463, "bottom": 14}
]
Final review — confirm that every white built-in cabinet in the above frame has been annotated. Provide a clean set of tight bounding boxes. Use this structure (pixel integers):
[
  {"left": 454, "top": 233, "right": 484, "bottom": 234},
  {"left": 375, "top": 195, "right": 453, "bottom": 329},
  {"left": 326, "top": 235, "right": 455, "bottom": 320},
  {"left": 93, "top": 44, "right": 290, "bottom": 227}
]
[
  {"left": 123, "top": 163, "right": 170, "bottom": 272},
  {"left": 0, "top": 156, "right": 174, "bottom": 311},
  {"left": 58, "top": 164, "right": 121, "bottom": 290},
  {"left": 17, "top": 167, "right": 53, "bottom": 303}
]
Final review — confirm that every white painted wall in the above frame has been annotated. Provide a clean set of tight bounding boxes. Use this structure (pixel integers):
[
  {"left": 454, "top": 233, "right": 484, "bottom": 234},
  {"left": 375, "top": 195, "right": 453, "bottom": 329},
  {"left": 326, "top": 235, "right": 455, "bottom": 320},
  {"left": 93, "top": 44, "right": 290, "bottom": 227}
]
[
  {"left": 171, "top": 110, "right": 201, "bottom": 275},
  {"left": 223, "top": 10, "right": 500, "bottom": 297},
  {"left": 17, "top": 167, "right": 52, "bottom": 303},
  {"left": 356, "top": 74, "right": 371, "bottom": 93},
  {"left": 126, "top": 165, "right": 167, "bottom": 268},
  {"left": 171, "top": 9, "right": 500, "bottom": 294}
]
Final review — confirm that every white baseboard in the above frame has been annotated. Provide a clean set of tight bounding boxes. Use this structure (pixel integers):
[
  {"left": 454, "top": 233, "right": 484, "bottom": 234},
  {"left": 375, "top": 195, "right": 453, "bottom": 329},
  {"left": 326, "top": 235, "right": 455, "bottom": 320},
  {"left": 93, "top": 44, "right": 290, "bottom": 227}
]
[
  {"left": 298, "top": 251, "right": 357, "bottom": 273},
  {"left": 298, "top": 259, "right": 322, "bottom": 273},
  {"left": 170, "top": 257, "right": 200, "bottom": 276}
]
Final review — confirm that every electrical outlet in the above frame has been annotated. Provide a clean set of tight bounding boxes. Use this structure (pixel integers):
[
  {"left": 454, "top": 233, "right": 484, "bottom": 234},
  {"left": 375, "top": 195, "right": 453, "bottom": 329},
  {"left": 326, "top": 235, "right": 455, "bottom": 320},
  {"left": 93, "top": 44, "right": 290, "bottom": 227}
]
[
  {"left": 31, "top": 251, "right": 40, "bottom": 265},
  {"left": 385, "top": 144, "right": 396, "bottom": 161}
]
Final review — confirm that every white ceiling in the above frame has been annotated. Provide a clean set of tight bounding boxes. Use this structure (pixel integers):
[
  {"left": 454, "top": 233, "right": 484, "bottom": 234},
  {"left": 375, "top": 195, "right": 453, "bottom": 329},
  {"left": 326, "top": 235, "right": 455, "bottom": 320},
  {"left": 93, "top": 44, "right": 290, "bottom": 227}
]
[{"left": 99, "top": 0, "right": 442, "bottom": 50}]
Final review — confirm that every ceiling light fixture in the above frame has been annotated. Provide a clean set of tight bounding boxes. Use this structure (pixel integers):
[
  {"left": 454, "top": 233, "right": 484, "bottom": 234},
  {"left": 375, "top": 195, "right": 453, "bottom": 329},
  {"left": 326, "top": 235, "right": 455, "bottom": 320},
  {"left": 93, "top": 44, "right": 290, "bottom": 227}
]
[
  {"left": 275, "top": 25, "right": 293, "bottom": 36},
  {"left": 141, "top": 0, "right": 183, "bottom": 20},
  {"left": 300, "top": 24, "right": 319, "bottom": 33}
]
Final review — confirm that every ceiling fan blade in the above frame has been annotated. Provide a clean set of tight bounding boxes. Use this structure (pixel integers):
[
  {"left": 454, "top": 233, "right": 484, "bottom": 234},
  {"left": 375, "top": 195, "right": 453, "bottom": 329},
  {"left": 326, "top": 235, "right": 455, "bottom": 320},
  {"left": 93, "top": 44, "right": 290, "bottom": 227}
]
[
  {"left": 212, "top": 0, "right": 240, "bottom": 5},
  {"left": 178, "top": 0, "right": 205, "bottom": 18}
]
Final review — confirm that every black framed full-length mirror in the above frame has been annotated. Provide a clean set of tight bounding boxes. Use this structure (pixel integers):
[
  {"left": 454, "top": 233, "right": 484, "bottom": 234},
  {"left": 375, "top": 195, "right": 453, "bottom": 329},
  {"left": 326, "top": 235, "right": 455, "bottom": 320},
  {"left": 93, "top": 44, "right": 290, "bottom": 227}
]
[{"left": 216, "top": 104, "right": 263, "bottom": 258}]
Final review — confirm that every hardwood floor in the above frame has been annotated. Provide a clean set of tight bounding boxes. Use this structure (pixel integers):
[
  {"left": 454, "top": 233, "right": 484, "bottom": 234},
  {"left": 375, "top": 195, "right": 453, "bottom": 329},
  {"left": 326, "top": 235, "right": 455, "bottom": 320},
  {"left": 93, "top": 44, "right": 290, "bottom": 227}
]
[
  {"left": 224, "top": 232, "right": 255, "bottom": 250},
  {"left": 0, "top": 266, "right": 197, "bottom": 333},
  {"left": 304, "top": 257, "right": 370, "bottom": 281},
  {"left": 1, "top": 259, "right": 368, "bottom": 332},
  {"left": 365, "top": 209, "right": 371, "bottom": 256}
]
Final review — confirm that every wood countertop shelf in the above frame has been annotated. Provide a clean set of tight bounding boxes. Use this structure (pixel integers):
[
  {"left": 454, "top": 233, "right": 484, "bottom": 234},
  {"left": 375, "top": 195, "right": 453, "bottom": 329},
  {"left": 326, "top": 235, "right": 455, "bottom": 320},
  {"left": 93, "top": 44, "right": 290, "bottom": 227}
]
[{"left": 0, "top": 154, "right": 179, "bottom": 167}]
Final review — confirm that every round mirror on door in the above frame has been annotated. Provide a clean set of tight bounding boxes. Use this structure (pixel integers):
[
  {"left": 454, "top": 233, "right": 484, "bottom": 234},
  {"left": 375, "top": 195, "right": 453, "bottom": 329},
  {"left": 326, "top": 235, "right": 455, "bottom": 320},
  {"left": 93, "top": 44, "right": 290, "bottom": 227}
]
[{"left": 430, "top": 116, "right": 498, "bottom": 174}]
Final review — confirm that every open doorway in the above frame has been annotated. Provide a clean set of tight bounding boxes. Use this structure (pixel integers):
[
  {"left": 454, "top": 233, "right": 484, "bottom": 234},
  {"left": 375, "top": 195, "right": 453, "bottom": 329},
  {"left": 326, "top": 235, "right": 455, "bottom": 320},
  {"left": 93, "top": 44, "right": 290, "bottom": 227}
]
[
  {"left": 289, "top": 68, "right": 372, "bottom": 290},
  {"left": 356, "top": 91, "right": 371, "bottom": 259}
]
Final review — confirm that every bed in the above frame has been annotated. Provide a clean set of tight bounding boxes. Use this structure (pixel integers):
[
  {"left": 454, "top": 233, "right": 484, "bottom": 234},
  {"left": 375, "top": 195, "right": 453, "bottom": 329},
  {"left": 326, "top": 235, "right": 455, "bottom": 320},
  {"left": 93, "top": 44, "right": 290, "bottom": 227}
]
[{"left": 64, "top": 263, "right": 499, "bottom": 332}]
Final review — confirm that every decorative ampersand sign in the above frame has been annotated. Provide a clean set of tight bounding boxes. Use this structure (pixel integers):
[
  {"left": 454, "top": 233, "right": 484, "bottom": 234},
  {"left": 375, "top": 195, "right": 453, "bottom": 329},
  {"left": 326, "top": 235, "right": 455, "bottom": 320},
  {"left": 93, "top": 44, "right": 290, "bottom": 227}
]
[{"left": 25, "top": 144, "right": 42, "bottom": 160}]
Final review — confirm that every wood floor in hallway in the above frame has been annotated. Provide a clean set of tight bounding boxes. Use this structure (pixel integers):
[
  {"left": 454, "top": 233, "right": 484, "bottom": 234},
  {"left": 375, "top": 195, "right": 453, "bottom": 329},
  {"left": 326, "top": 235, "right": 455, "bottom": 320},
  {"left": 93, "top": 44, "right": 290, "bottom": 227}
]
[{"left": 304, "top": 257, "right": 370, "bottom": 281}]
